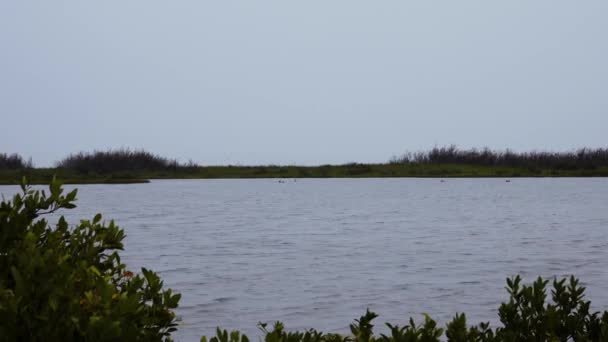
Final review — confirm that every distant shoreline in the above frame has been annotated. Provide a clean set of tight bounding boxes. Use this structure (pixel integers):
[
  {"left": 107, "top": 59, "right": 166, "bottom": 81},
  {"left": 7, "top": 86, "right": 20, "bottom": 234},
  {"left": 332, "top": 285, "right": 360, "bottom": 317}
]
[
  {"left": 2, "top": 163, "right": 608, "bottom": 185},
  {"left": 3, "top": 147, "right": 608, "bottom": 184}
]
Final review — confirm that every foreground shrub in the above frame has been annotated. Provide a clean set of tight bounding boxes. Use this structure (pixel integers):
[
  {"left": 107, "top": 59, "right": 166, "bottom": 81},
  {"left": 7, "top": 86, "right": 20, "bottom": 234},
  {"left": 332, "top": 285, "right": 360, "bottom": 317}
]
[
  {"left": 204, "top": 277, "right": 608, "bottom": 342},
  {"left": 0, "top": 178, "right": 181, "bottom": 341}
]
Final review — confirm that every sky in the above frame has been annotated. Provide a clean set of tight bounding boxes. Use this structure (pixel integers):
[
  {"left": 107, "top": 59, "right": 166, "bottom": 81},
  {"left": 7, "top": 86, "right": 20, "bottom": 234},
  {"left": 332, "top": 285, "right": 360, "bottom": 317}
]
[{"left": 1, "top": 1, "right": 607, "bottom": 167}]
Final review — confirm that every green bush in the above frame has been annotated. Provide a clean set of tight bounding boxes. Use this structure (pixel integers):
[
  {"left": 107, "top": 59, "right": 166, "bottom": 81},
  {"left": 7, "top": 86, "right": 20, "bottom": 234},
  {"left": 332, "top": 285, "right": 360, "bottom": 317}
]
[
  {"left": 203, "top": 275, "right": 608, "bottom": 342},
  {"left": 0, "top": 178, "right": 181, "bottom": 341}
]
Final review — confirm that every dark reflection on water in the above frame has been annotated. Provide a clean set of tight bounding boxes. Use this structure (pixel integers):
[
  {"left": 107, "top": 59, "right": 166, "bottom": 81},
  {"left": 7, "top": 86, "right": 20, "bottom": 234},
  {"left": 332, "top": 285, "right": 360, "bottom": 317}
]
[{"left": 2, "top": 178, "right": 608, "bottom": 341}]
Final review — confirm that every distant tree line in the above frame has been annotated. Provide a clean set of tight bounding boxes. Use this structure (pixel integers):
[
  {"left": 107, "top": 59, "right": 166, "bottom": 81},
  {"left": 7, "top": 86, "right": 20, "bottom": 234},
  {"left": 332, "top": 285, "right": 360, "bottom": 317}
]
[
  {"left": 0, "top": 153, "right": 33, "bottom": 170},
  {"left": 56, "top": 149, "right": 198, "bottom": 173},
  {"left": 4, "top": 147, "right": 608, "bottom": 173},
  {"left": 391, "top": 146, "right": 608, "bottom": 170}
]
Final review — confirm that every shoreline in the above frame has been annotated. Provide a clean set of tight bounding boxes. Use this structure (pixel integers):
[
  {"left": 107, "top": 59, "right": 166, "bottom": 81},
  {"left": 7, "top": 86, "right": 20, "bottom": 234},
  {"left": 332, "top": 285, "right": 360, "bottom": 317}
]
[{"left": 2, "top": 163, "right": 608, "bottom": 184}]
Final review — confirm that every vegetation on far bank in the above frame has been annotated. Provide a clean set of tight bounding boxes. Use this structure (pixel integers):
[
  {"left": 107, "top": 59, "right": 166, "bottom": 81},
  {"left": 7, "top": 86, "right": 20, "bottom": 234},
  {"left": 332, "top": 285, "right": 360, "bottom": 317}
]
[
  {"left": 0, "top": 153, "right": 33, "bottom": 170},
  {"left": 2, "top": 147, "right": 608, "bottom": 184},
  {"left": 391, "top": 145, "right": 608, "bottom": 170},
  {"left": 57, "top": 149, "right": 197, "bottom": 174},
  {"left": 3, "top": 180, "right": 608, "bottom": 341}
]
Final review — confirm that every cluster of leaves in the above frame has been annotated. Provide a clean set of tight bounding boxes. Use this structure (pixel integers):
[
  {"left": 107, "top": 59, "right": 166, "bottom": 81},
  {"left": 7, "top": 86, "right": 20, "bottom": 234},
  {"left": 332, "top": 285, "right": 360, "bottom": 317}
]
[
  {"left": 0, "top": 178, "right": 181, "bottom": 341},
  {"left": 0, "top": 153, "right": 32, "bottom": 170},
  {"left": 56, "top": 148, "right": 198, "bottom": 174},
  {"left": 205, "top": 276, "right": 608, "bottom": 342},
  {"left": 392, "top": 145, "right": 608, "bottom": 170}
]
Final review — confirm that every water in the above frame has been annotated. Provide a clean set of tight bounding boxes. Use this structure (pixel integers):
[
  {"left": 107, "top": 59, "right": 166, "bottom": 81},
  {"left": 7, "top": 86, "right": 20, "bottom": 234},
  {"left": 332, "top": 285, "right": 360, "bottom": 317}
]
[{"left": 2, "top": 178, "right": 608, "bottom": 341}]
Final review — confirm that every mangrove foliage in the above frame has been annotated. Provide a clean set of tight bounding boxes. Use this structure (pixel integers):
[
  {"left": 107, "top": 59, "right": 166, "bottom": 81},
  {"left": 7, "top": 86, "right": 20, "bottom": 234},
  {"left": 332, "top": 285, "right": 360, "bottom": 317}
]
[{"left": 0, "top": 178, "right": 180, "bottom": 341}]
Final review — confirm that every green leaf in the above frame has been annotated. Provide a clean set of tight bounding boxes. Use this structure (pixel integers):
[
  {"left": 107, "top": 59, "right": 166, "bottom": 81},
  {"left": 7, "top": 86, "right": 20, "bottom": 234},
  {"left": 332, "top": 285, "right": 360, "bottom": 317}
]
[
  {"left": 20, "top": 176, "right": 28, "bottom": 192},
  {"left": 66, "top": 189, "right": 78, "bottom": 202},
  {"left": 89, "top": 266, "right": 101, "bottom": 276}
]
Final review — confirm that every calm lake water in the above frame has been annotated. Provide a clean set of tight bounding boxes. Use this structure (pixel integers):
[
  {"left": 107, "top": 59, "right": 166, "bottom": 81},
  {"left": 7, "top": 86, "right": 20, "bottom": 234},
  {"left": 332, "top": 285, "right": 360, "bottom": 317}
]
[{"left": 2, "top": 178, "right": 608, "bottom": 341}]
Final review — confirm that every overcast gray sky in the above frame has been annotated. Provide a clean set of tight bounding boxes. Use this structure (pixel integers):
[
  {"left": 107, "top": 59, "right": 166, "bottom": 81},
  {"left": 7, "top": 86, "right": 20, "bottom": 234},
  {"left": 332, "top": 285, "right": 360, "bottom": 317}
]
[{"left": 1, "top": 1, "right": 606, "bottom": 166}]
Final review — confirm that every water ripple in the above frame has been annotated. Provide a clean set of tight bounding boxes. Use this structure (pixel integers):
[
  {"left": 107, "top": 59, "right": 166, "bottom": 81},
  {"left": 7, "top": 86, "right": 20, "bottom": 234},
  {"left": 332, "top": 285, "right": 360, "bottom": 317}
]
[{"left": 2, "top": 178, "right": 607, "bottom": 341}]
